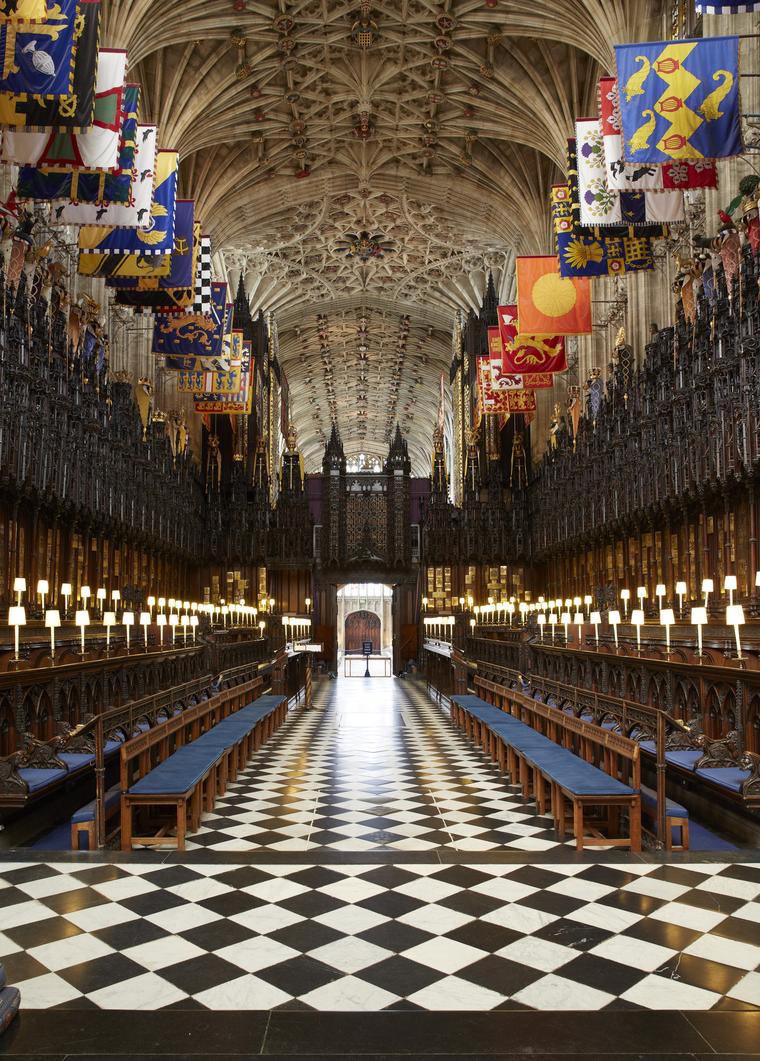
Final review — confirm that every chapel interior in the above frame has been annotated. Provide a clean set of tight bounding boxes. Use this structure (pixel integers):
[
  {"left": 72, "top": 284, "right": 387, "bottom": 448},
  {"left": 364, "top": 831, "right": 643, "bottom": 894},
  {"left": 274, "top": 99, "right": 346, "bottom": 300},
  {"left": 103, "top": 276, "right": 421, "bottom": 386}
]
[{"left": 0, "top": 0, "right": 759, "bottom": 1057}]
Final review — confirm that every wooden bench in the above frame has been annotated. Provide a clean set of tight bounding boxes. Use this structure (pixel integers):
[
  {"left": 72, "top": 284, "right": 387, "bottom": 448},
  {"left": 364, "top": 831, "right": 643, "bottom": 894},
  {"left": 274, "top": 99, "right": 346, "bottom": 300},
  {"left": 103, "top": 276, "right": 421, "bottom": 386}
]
[
  {"left": 452, "top": 689, "right": 641, "bottom": 852},
  {"left": 640, "top": 784, "right": 689, "bottom": 851},
  {"left": 71, "top": 783, "right": 122, "bottom": 850},
  {"left": 120, "top": 679, "right": 286, "bottom": 850}
]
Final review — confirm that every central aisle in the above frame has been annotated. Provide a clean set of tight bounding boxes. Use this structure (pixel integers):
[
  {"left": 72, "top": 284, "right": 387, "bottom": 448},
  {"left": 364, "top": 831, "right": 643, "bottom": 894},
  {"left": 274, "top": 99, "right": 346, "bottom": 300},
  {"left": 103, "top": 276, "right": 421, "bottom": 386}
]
[{"left": 188, "top": 677, "right": 562, "bottom": 853}]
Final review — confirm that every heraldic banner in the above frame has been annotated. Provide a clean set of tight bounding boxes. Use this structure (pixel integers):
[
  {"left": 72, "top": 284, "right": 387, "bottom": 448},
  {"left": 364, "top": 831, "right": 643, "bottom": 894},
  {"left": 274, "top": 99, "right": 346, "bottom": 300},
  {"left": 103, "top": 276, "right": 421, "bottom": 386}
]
[
  {"left": 614, "top": 37, "right": 742, "bottom": 164},
  {"left": 516, "top": 258, "right": 592, "bottom": 336}
]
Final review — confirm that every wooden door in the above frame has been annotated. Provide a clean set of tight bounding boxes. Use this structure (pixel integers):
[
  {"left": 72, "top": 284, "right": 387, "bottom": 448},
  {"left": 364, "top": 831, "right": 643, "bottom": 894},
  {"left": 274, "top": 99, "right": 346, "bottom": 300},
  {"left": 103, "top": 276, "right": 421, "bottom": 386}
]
[{"left": 345, "top": 610, "right": 380, "bottom": 653}]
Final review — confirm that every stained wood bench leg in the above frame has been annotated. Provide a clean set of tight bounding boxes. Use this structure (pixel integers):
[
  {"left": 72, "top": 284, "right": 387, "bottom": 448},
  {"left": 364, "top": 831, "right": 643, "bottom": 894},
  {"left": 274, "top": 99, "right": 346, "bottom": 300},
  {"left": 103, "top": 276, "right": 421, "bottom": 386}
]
[
  {"left": 121, "top": 797, "right": 133, "bottom": 851},
  {"left": 176, "top": 798, "right": 186, "bottom": 851},
  {"left": 629, "top": 798, "right": 642, "bottom": 853},
  {"left": 573, "top": 798, "right": 585, "bottom": 851}
]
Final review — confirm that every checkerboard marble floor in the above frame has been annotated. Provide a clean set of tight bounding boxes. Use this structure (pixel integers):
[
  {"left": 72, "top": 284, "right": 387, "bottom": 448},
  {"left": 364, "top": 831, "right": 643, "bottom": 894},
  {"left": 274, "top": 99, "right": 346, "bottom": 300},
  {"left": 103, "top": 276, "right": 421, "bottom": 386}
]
[
  {"left": 3, "top": 678, "right": 759, "bottom": 1015},
  {"left": 187, "top": 678, "right": 563, "bottom": 853},
  {"left": 2, "top": 858, "right": 759, "bottom": 1011}
]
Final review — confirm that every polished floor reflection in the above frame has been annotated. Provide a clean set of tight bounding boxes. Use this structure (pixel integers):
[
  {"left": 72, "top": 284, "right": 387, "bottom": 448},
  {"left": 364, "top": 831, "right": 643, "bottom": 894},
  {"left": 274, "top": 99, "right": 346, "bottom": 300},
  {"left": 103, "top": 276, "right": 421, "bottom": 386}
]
[{"left": 188, "top": 678, "right": 562, "bottom": 852}]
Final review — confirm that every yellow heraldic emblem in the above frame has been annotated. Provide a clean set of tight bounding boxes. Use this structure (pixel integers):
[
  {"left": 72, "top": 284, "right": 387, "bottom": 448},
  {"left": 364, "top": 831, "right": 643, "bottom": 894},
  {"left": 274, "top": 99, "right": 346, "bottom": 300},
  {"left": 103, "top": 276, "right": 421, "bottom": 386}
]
[
  {"left": 698, "top": 70, "right": 733, "bottom": 122},
  {"left": 627, "top": 110, "right": 656, "bottom": 155},
  {"left": 137, "top": 202, "right": 169, "bottom": 246},
  {"left": 623, "top": 55, "right": 651, "bottom": 102}
]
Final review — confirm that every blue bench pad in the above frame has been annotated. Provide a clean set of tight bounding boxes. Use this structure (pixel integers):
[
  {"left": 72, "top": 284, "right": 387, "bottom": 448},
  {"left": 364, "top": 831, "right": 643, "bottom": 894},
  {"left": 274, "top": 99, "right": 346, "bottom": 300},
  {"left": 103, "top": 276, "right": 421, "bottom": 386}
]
[
  {"left": 71, "top": 783, "right": 122, "bottom": 824},
  {"left": 640, "top": 785, "right": 688, "bottom": 818},
  {"left": 454, "top": 696, "right": 636, "bottom": 798},
  {"left": 129, "top": 699, "right": 283, "bottom": 797}
]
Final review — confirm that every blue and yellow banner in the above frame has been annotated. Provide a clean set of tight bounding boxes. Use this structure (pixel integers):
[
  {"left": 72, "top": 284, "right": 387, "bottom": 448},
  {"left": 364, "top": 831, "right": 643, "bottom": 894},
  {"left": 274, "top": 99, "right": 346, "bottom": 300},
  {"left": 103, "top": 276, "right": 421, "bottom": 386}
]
[
  {"left": 696, "top": 3, "right": 760, "bottom": 12},
  {"left": 0, "top": 0, "right": 100, "bottom": 129},
  {"left": 153, "top": 281, "right": 230, "bottom": 371},
  {"left": 551, "top": 184, "right": 654, "bottom": 278},
  {"left": 113, "top": 220, "right": 200, "bottom": 313},
  {"left": 0, "top": 2, "right": 49, "bottom": 22},
  {"left": 77, "top": 149, "right": 178, "bottom": 277},
  {"left": 193, "top": 334, "right": 252, "bottom": 413},
  {"left": 106, "top": 200, "right": 195, "bottom": 290},
  {"left": 615, "top": 37, "right": 742, "bottom": 163}
]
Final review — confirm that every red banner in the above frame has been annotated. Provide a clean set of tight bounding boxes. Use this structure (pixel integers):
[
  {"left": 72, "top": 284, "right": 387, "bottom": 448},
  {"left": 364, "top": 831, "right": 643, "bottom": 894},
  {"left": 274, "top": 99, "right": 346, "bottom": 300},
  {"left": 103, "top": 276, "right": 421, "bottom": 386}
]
[{"left": 497, "top": 303, "right": 566, "bottom": 374}]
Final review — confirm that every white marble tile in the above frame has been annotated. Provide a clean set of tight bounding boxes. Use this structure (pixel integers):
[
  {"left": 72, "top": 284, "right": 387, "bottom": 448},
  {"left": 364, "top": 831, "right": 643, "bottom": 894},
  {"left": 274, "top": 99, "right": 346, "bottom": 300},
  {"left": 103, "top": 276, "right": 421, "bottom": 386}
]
[
  {"left": 298, "top": 974, "right": 399, "bottom": 1011},
  {"left": 29, "top": 933, "right": 114, "bottom": 972},
  {"left": 13, "top": 971, "right": 82, "bottom": 1008},
  {"left": 214, "top": 936, "right": 300, "bottom": 973},
  {"left": 166, "top": 878, "right": 233, "bottom": 903},
  {"left": 392, "top": 877, "right": 460, "bottom": 903},
  {"left": 482, "top": 903, "right": 559, "bottom": 935},
  {"left": 512, "top": 972, "right": 616, "bottom": 1011},
  {"left": 496, "top": 936, "right": 576, "bottom": 972},
  {"left": 684, "top": 931, "right": 760, "bottom": 970},
  {"left": 547, "top": 877, "right": 616, "bottom": 902},
  {"left": 63, "top": 902, "right": 139, "bottom": 932},
  {"left": 317, "top": 877, "right": 386, "bottom": 904},
  {"left": 307, "top": 936, "right": 393, "bottom": 974},
  {"left": 695, "top": 875, "right": 760, "bottom": 901},
  {"left": 621, "top": 876, "right": 690, "bottom": 901},
  {"left": 145, "top": 903, "right": 221, "bottom": 934},
  {"left": 589, "top": 934, "right": 677, "bottom": 972},
  {"left": 407, "top": 974, "right": 506, "bottom": 1011},
  {"left": 87, "top": 971, "right": 189, "bottom": 1010},
  {"left": 649, "top": 901, "right": 727, "bottom": 933},
  {"left": 401, "top": 936, "right": 487, "bottom": 974},
  {"left": 0, "top": 899, "right": 57, "bottom": 930},
  {"left": 194, "top": 973, "right": 293, "bottom": 1010},
  {"left": 123, "top": 934, "right": 207, "bottom": 971},
  {"left": 621, "top": 973, "right": 721, "bottom": 1010},
  {"left": 726, "top": 970, "right": 760, "bottom": 1006},
  {"left": 91, "top": 876, "right": 158, "bottom": 902},
  {"left": 397, "top": 903, "right": 474, "bottom": 935},
  {"left": 16, "top": 874, "right": 86, "bottom": 900},
  {"left": 242, "top": 878, "right": 308, "bottom": 902},
  {"left": 230, "top": 903, "right": 305, "bottom": 935},
  {"left": 566, "top": 901, "right": 643, "bottom": 933},
  {"left": 471, "top": 877, "right": 538, "bottom": 903}
]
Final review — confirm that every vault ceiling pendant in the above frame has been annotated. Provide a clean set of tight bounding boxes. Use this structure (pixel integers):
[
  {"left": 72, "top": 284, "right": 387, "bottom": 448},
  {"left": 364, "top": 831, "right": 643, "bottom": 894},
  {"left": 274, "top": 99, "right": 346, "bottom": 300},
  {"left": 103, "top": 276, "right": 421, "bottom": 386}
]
[
  {"left": 350, "top": 3, "right": 379, "bottom": 50},
  {"left": 337, "top": 230, "right": 394, "bottom": 261}
]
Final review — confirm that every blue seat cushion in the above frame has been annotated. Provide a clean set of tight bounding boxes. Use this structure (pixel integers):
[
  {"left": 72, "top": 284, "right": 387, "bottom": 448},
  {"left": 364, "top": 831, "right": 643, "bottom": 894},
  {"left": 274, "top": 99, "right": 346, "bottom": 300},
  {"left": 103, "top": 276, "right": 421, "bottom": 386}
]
[
  {"left": 71, "top": 783, "right": 122, "bottom": 824},
  {"left": 640, "top": 785, "right": 688, "bottom": 818},
  {"left": 59, "top": 752, "right": 96, "bottom": 771},
  {"left": 18, "top": 768, "right": 68, "bottom": 792},
  {"left": 695, "top": 767, "right": 750, "bottom": 793}
]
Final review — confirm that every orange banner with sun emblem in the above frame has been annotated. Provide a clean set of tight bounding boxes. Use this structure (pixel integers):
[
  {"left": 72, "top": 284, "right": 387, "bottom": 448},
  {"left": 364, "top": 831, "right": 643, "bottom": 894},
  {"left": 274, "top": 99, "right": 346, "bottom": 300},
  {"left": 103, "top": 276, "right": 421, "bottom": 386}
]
[{"left": 516, "top": 256, "right": 592, "bottom": 336}]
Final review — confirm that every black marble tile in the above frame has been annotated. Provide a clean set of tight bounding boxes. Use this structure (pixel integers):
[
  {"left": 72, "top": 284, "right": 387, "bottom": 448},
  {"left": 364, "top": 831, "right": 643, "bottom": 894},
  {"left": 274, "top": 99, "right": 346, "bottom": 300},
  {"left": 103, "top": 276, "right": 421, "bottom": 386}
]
[
  {"left": 357, "top": 920, "right": 433, "bottom": 954},
  {"left": 358, "top": 955, "right": 442, "bottom": 995},
  {"left": 0, "top": 1010, "right": 268, "bottom": 1054},
  {"left": 119, "top": 889, "right": 187, "bottom": 916},
  {"left": 357, "top": 891, "right": 425, "bottom": 919},
  {"left": 69, "top": 865, "right": 130, "bottom": 885},
  {"left": 278, "top": 891, "right": 347, "bottom": 919},
  {"left": 59, "top": 952, "right": 148, "bottom": 994},
  {"left": 458, "top": 954, "right": 544, "bottom": 996},
  {"left": 6, "top": 915, "right": 82, "bottom": 950},
  {"left": 92, "top": 918, "right": 166, "bottom": 951},
  {"left": 198, "top": 890, "right": 266, "bottom": 917},
  {"left": 158, "top": 953, "right": 254, "bottom": 995},
  {"left": 260, "top": 955, "right": 344, "bottom": 997},
  {"left": 689, "top": 1011, "right": 760, "bottom": 1053},
  {"left": 180, "top": 917, "right": 254, "bottom": 952},
  {"left": 531, "top": 918, "right": 612, "bottom": 951},
  {"left": 653, "top": 953, "right": 746, "bottom": 996},
  {"left": 558, "top": 951, "right": 643, "bottom": 996},
  {"left": 620, "top": 917, "right": 701, "bottom": 951},
  {"left": 42, "top": 887, "right": 110, "bottom": 916},
  {"left": 267, "top": 920, "right": 343, "bottom": 953},
  {"left": 445, "top": 919, "right": 521, "bottom": 954},
  {"left": 262, "top": 1010, "right": 710, "bottom": 1055},
  {"left": 711, "top": 915, "right": 760, "bottom": 948}
]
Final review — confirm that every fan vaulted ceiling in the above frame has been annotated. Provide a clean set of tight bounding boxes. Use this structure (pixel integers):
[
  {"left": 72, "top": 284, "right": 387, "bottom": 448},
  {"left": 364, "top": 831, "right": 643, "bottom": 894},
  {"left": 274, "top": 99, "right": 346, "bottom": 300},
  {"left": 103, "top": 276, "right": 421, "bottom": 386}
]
[{"left": 103, "top": 0, "right": 662, "bottom": 474}]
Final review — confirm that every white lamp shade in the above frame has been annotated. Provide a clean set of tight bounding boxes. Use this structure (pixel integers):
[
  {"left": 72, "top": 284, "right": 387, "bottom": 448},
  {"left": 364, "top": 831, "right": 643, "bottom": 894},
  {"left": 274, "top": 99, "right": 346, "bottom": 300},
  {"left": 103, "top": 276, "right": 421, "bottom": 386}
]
[
  {"left": 620, "top": 589, "right": 630, "bottom": 600},
  {"left": 608, "top": 610, "right": 621, "bottom": 625},
  {"left": 584, "top": 595, "right": 592, "bottom": 605},
  {"left": 549, "top": 612, "right": 558, "bottom": 623},
  {"left": 13, "top": 577, "right": 26, "bottom": 593},
  {"left": 590, "top": 611, "right": 602, "bottom": 624},
  {"left": 675, "top": 581, "right": 687, "bottom": 595},
  {"left": 96, "top": 587, "right": 106, "bottom": 601},
  {"left": 727, "top": 604, "right": 745, "bottom": 626},
  {"left": 190, "top": 616, "right": 199, "bottom": 627},
  {"left": 169, "top": 614, "right": 178, "bottom": 627},
  {"left": 139, "top": 612, "right": 151, "bottom": 626},
  {"left": 157, "top": 614, "right": 167, "bottom": 627},
  {"left": 560, "top": 612, "right": 571, "bottom": 624},
  {"left": 537, "top": 613, "right": 546, "bottom": 624},
  {"left": 756, "top": 571, "right": 760, "bottom": 588},
  {"left": 660, "top": 609, "right": 675, "bottom": 625},
  {"left": 45, "top": 609, "right": 61, "bottom": 628},
  {"left": 573, "top": 597, "right": 581, "bottom": 607},
  {"left": 8, "top": 606, "right": 26, "bottom": 626},
  {"left": 655, "top": 583, "right": 666, "bottom": 596},
  {"left": 60, "top": 583, "right": 72, "bottom": 595},
  {"left": 122, "top": 611, "right": 135, "bottom": 626},
  {"left": 631, "top": 609, "right": 645, "bottom": 626},
  {"left": 573, "top": 612, "right": 584, "bottom": 624},
  {"left": 691, "top": 607, "right": 707, "bottom": 625},
  {"left": 81, "top": 585, "right": 91, "bottom": 598},
  {"left": 103, "top": 611, "right": 116, "bottom": 626},
  {"left": 75, "top": 609, "right": 90, "bottom": 627},
  {"left": 36, "top": 579, "right": 49, "bottom": 594},
  {"left": 158, "top": 597, "right": 166, "bottom": 607},
  {"left": 702, "top": 578, "right": 713, "bottom": 593},
  {"left": 636, "top": 586, "right": 647, "bottom": 599},
  {"left": 147, "top": 596, "right": 156, "bottom": 607},
  {"left": 724, "top": 575, "right": 737, "bottom": 591},
  {"left": 111, "top": 589, "right": 121, "bottom": 601}
]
